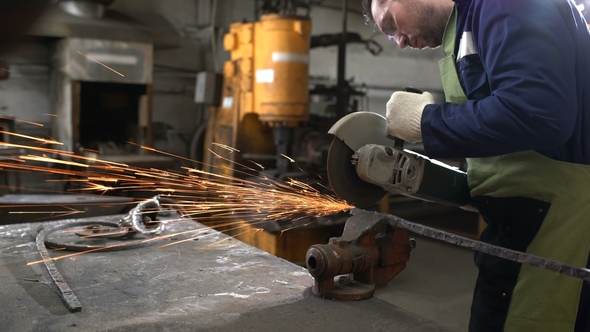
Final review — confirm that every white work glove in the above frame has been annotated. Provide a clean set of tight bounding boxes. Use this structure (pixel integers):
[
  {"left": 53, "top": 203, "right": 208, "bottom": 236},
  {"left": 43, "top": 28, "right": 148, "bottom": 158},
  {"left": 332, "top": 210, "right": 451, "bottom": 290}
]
[{"left": 386, "top": 91, "right": 434, "bottom": 143}]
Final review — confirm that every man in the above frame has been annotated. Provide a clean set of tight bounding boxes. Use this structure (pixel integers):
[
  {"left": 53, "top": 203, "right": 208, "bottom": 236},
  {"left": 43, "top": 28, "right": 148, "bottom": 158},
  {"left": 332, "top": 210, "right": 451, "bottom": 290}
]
[{"left": 362, "top": 0, "right": 590, "bottom": 331}]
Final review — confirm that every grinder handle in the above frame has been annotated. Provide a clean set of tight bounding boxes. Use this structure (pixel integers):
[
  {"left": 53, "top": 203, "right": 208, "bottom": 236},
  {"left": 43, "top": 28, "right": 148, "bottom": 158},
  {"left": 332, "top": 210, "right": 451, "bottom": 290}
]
[{"left": 386, "top": 87, "right": 424, "bottom": 149}]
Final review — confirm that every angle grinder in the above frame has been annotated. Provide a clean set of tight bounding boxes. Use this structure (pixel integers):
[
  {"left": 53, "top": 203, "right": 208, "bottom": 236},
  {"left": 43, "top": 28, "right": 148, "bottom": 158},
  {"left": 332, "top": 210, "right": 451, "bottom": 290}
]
[{"left": 326, "top": 110, "right": 471, "bottom": 208}]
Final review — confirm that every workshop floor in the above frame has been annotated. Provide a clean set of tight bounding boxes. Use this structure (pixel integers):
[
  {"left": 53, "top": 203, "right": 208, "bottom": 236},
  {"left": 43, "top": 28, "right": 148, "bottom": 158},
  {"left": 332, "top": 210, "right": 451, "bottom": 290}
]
[{"left": 374, "top": 234, "right": 479, "bottom": 332}]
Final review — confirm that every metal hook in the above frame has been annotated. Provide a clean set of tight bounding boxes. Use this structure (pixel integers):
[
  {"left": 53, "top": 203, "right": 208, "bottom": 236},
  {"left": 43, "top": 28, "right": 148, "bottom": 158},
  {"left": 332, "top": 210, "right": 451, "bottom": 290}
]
[{"left": 120, "top": 195, "right": 166, "bottom": 236}]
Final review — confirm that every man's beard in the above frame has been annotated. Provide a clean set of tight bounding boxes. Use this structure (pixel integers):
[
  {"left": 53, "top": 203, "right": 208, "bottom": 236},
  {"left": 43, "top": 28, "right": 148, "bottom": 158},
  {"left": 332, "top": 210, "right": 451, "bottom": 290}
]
[
  {"left": 420, "top": 23, "right": 445, "bottom": 48},
  {"left": 409, "top": 2, "right": 448, "bottom": 48}
]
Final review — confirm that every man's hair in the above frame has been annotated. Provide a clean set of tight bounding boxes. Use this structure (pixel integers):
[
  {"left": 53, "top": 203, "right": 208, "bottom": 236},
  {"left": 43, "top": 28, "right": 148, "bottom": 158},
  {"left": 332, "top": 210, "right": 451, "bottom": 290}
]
[{"left": 362, "top": 0, "right": 387, "bottom": 27}]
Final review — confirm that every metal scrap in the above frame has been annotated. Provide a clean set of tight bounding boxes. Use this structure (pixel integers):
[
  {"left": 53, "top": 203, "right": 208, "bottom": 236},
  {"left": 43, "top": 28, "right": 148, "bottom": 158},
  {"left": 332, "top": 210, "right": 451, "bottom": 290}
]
[
  {"left": 32, "top": 196, "right": 181, "bottom": 312},
  {"left": 35, "top": 224, "right": 85, "bottom": 312}
]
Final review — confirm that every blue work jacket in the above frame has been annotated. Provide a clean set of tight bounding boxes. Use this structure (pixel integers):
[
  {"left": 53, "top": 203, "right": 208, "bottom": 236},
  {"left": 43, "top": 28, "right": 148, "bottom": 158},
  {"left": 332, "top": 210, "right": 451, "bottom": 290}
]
[{"left": 421, "top": 0, "right": 590, "bottom": 165}]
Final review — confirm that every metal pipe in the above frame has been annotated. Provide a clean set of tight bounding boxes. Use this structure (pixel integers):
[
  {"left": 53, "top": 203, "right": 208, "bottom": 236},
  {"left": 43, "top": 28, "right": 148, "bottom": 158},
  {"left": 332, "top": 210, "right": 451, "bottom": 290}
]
[
  {"left": 210, "top": 0, "right": 220, "bottom": 72},
  {"left": 336, "top": 0, "right": 348, "bottom": 118}
]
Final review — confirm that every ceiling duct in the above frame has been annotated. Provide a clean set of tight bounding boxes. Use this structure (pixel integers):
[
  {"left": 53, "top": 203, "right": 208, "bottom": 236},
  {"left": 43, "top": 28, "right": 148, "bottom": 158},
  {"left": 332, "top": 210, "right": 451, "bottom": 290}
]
[
  {"left": 28, "top": 1, "right": 180, "bottom": 49},
  {"left": 58, "top": 1, "right": 109, "bottom": 19}
]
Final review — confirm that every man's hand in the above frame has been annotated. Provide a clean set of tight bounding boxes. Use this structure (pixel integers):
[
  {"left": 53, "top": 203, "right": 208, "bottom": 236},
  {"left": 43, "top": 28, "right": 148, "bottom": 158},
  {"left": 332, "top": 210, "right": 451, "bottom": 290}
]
[{"left": 386, "top": 91, "right": 434, "bottom": 143}]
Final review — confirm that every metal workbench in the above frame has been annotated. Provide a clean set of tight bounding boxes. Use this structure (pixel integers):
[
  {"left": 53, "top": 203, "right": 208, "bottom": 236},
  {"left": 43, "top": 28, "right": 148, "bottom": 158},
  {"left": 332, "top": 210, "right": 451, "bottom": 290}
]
[{"left": 0, "top": 215, "right": 451, "bottom": 331}]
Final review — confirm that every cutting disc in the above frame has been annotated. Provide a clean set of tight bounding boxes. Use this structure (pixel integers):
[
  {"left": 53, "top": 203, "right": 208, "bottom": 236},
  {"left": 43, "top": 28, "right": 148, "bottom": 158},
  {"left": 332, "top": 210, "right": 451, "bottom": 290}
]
[{"left": 327, "top": 136, "right": 387, "bottom": 208}]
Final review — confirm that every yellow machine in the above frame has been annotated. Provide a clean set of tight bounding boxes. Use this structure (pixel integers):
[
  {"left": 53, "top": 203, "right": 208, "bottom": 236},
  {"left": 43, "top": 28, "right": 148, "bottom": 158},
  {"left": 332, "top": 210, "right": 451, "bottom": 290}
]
[
  {"left": 199, "top": 1, "right": 381, "bottom": 263},
  {"left": 204, "top": 13, "right": 312, "bottom": 177}
]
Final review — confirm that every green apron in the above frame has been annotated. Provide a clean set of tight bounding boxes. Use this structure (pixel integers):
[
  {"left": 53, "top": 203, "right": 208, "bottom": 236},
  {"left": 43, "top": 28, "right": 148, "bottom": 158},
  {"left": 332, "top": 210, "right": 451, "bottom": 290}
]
[{"left": 439, "top": 6, "right": 590, "bottom": 332}]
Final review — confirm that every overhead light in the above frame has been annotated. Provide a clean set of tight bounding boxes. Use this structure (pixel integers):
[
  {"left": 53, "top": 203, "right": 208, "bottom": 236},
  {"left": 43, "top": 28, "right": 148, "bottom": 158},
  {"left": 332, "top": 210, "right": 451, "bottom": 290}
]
[{"left": 59, "top": 0, "right": 106, "bottom": 19}]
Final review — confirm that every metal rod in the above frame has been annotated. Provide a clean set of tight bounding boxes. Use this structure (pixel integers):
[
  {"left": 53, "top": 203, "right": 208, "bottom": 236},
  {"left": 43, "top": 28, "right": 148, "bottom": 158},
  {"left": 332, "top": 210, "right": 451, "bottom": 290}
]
[
  {"left": 36, "top": 227, "right": 83, "bottom": 312},
  {"left": 336, "top": 0, "right": 348, "bottom": 118},
  {"left": 33, "top": 219, "right": 174, "bottom": 312},
  {"left": 351, "top": 208, "right": 590, "bottom": 283}
]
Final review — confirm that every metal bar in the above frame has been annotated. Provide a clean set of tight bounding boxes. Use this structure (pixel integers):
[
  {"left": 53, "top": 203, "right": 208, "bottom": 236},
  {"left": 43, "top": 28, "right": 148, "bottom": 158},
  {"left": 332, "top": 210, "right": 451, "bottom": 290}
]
[
  {"left": 33, "top": 220, "right": 164, "bottom": 313},
  {"left": 35, "top": 227, "right": 82, "bottom": 312},
  {"left": 351, "top": 208, "right": 590, "bottom": 283},
  {"left": 336, "top": 0, "right": 348, "bottom": 118}
]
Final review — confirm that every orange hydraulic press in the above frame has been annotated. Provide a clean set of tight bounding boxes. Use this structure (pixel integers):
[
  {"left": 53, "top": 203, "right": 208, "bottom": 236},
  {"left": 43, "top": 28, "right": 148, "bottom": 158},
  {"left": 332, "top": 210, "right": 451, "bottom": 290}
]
[{"left": 203, "top": 11, "right": 312, "bottom": 178}]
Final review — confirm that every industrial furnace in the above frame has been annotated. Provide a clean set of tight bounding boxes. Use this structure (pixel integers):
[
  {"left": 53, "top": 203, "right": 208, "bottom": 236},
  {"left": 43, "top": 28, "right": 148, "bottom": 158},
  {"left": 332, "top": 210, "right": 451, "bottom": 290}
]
[{"left": 51, "top": 38, "right": 153, "bottom": 155}]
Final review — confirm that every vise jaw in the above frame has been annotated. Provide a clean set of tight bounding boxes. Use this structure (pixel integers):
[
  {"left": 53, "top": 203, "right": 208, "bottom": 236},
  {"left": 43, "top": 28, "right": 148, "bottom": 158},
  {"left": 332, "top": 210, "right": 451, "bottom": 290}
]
[{"left": 305, "top": 213, "right": 413, "bottom": 301}]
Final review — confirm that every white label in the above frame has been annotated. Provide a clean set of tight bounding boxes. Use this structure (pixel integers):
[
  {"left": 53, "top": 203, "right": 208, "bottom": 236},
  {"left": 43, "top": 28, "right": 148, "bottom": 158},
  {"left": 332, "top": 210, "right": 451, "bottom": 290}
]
[
  {"left": 256, "top": 69, "right": 274, "bottom": 83},
  {"left": 457, "top": 31, "right": 478, "bottom": 62},
  {"left": 271, "top": 52, "right": 309, "bottom": 64},
  {"left": 85, "top": 53, "right": 139, "bottom": 65},
  {"left": 222, "top": 96, "right": 233, "bottom": 108}
]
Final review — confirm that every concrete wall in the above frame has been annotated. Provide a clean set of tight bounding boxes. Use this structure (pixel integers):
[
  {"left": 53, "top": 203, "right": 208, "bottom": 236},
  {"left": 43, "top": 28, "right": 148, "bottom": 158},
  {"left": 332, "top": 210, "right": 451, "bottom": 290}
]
[
  {"left": 109, "top": 0, "right": 205, "bottom": 158},
  {"left": 307, "top": 0, "right": 444, "bottom": 115},
  {"left": 0, "top": 42, "right": 53, "bottom": 138},
  {"left": 0, "top": 0, "right": 444, "bottom": 157},
  {"left": 210, "top": 0, "right": 445, "bottom": 115}
]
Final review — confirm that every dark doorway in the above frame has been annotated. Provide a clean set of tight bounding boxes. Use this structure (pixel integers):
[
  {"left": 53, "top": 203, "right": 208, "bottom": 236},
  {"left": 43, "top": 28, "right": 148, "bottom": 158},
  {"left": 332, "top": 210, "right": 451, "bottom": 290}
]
[{"left": 79, "top": 81, "right": 147, "bottom": 153}]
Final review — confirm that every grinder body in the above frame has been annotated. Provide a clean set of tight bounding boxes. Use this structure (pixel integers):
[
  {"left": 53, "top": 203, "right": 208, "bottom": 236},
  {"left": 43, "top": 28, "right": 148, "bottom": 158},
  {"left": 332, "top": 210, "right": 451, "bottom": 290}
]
[{"left": 327, "top": 111, "right": 471, "bottom": 208}]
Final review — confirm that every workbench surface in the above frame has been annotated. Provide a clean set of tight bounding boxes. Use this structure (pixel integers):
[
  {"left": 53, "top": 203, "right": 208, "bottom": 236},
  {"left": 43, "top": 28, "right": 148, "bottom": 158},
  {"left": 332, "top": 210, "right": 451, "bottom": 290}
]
[{"left": 0, "top": 215, "right": 450, "bottom": 331}]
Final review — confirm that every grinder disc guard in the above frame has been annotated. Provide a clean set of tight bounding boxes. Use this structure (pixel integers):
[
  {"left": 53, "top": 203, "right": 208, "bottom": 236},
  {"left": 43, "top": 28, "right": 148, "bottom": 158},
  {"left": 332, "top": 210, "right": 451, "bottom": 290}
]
[{"left": 327, "top": 137, "right": 387, "bottom": 208}]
